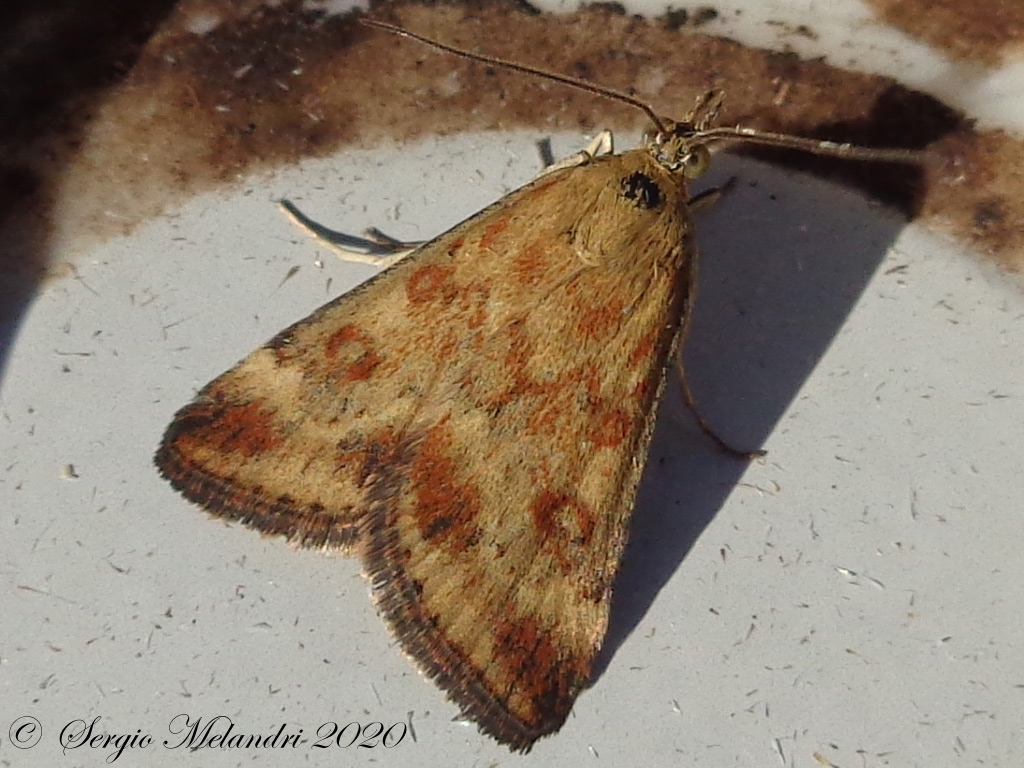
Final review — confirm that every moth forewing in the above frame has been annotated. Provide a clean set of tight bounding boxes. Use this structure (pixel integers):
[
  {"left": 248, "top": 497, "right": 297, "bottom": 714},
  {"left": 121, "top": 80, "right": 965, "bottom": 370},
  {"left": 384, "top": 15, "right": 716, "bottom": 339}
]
[
  {"left": 355, "top": 147, "right": 699, "bottom": 750},
  {"left": 156, "top": 138, "right": 701, "bottom": 751}
]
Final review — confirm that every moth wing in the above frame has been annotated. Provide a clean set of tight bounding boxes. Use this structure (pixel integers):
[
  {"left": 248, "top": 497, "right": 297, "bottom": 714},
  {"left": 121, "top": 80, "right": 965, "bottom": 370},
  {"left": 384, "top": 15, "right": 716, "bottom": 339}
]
[
  {"left": 154, "top": 170, "right": 586, "bottom": 550},
  {"left": 360, "top": 151, "right": 697, "bottom": 749},
  {"left": 156, "top": 148, "right": 695, "bottom": 748}
]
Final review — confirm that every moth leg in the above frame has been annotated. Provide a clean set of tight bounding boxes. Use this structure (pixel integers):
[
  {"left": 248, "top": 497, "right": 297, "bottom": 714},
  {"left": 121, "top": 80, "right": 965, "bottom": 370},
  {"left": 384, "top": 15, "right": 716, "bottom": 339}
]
[
  {"left": 688, "top": 175, "right": 738, "bottom": 212},
  {"left": 675, "top": 356, "right": 766, "bottom": 460},
  {"left": 676, "top": 236, "right": 765, "bottom": 460},
  {"left": 537, "top": 129, "right": 615, "bottom": 176},
  {"left": 279, "top": 199, "right": 421, "bottom": 269}
]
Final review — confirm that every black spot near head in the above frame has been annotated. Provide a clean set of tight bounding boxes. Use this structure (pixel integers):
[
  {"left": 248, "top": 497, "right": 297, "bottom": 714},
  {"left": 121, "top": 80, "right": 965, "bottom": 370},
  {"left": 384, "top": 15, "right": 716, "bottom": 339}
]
[{"left": 621, "top": 171, "right": 662, "bottom": 210}]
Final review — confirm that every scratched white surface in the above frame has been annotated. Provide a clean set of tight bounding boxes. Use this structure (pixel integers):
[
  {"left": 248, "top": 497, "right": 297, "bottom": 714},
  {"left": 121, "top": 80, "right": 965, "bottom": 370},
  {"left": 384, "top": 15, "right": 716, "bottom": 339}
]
[{"left": 2, "top": 2, "right": 1023, "bottom": 767}]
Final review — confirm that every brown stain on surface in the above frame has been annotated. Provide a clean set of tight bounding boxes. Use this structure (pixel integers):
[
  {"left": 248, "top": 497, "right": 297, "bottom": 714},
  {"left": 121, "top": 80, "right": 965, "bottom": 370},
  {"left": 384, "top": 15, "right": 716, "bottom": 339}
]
[
  {"left": 0, "top": 0, "right": 179, "bottom": 294},
  {"left": 3, "top": 0, "right": 1023, "bottom": 277},
  {"left": 866, "top": 0, "right": 1024, "bottom": 66}
]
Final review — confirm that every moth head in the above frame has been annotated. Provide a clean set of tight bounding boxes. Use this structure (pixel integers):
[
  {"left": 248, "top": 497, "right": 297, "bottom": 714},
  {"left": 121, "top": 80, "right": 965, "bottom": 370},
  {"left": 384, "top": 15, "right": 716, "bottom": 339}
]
[
  {"left": 645, "top": 89, "right": 725, "bottom": 177},
  {"left": 648, "top": 122, "right": 713, "bottom": 179}
]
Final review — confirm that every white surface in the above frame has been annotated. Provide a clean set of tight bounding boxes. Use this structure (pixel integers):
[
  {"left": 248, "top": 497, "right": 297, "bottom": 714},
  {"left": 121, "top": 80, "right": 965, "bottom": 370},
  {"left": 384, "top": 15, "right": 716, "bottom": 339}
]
[
  {"left": 3, "top": 3, "right": 1024, "bottom": 766},
  {"left": 4, "top": 130, "right": 1023, "bottom": 766}
]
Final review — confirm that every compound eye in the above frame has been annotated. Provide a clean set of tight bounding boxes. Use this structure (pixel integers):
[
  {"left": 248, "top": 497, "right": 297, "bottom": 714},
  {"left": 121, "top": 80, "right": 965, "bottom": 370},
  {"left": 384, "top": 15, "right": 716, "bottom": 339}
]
[{"left": 682, "top": 145, "right": 711, "bottom": 179}]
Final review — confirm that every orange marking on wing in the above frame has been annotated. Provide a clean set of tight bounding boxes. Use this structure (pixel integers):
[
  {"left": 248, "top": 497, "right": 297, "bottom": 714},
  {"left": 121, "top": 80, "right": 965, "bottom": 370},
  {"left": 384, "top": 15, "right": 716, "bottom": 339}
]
[
  {"left": 194, "top": 397, "right": 283, "bottom": 458},
  {"left": 530, "top": 490, "right": 597, "bottom": 575},
  {"left": 529, "top": 490, "right": 563, "bottom": 540},
  {"left": 336, "top": 426, "right": 399, "bottom": 488},
  {"left": 479, "top": 218, "right": 510, "bottom": 250},
  {"left": 500, "top": 323, "right": 560, "bottom": 399},
  {"left": 632, "top": 379, "right": 652, "bottom": 400},
  {"left": 524, "top": 398, "right": 563, "bottom": 436},
  {"left": 531, "top": 490, "right": 596, "bottom": 545},
  {"left": 433, "top": 327, "right": 464, "bottom": 360},
  {"left": 447, "top": 236, "right": 465, "bottom": 256},
  {"left": 512, "top": 241, "right": 548, "bottom": 286},
  {"left": 410, "top": 419, "right": 483, "bottom": 551},
  {"left": 492, "top": 323, "right": 576, "bottom": 434},
  {"left": 491, "top": 615, "right": 565, "bottom": 723},
  {"left": 524, "top": 175, "right": 564, "bottom": 198},
  {"left": 325, "top": 324, "right": 381, "bottom": 382},
  {"left": 346, "top": 352, "right": 381, "bottom": 382},
  {"left": 590, "top": 406, "right": 631, "bottom": 448},
  {"left": 629, "top": 330, "right": 657, "bottom": 367},
  {"left": 578, "top": 297, "right": 626, "bottom": 339},
  {"left": 468, "top": 307, "right": 487, "bottom": 331},
  {"left": 459, "top": 281, "right": 492, "bottom": 330},
  {"left": 580, "top": 365, "right": 603, "bottom": 401},
  {"left": 406, "top": 264, "right": 457, "bottom": 305},
  {"left": 503, "top": 321, "right": 531, "bottom": 373}
]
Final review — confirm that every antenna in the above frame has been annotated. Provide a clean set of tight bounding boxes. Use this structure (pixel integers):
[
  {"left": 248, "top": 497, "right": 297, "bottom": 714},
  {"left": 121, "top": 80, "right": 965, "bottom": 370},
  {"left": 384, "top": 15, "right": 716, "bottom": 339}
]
[
  {"left": 362, "top": 18, "right": 924, "bottom": 164},
  {"left": 362, "top": 19, "right": 668, "bottom": 133}
]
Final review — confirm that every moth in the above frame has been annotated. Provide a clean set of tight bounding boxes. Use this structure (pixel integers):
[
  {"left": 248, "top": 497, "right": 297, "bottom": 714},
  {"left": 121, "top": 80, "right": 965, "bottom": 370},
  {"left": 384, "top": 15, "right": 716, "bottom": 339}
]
[{"left": 155, "top": 19, "right": 921, "bottom": 752}]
